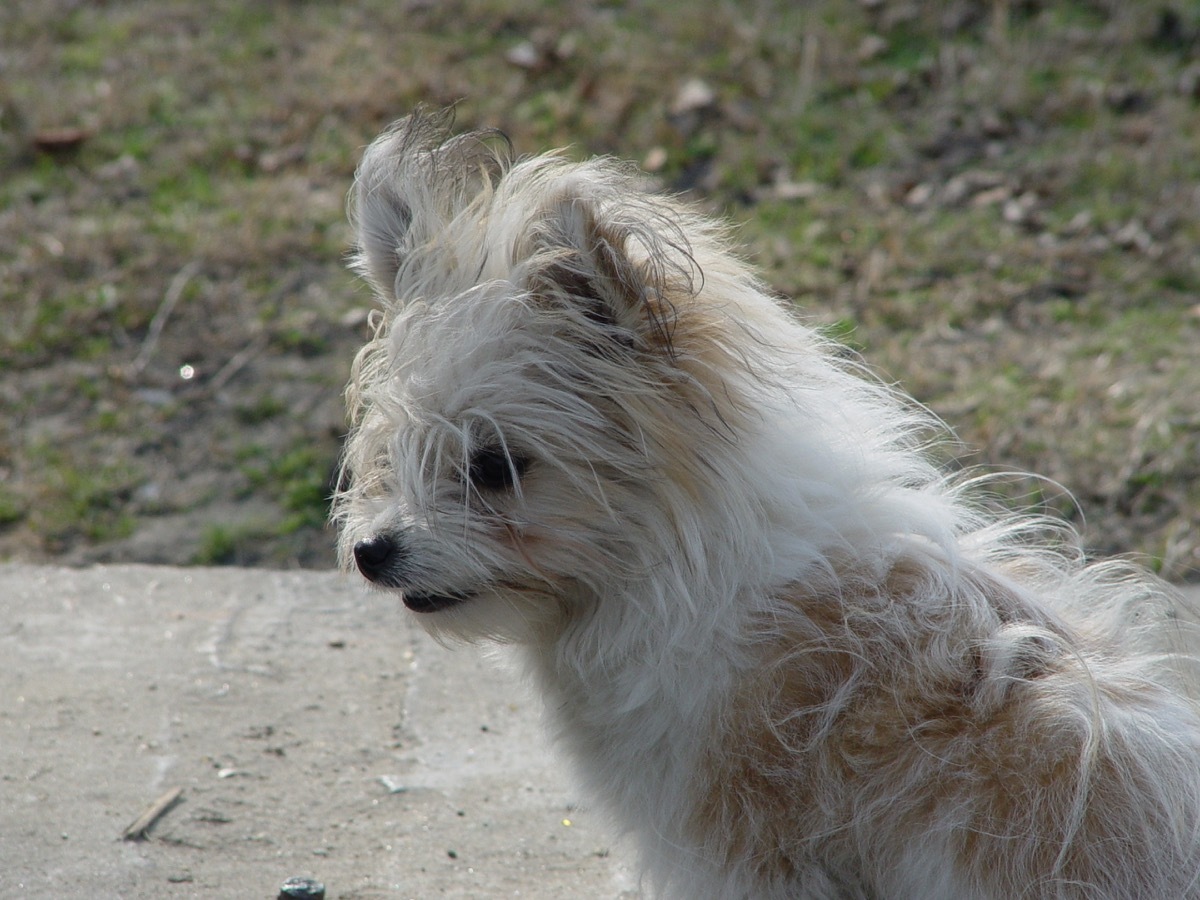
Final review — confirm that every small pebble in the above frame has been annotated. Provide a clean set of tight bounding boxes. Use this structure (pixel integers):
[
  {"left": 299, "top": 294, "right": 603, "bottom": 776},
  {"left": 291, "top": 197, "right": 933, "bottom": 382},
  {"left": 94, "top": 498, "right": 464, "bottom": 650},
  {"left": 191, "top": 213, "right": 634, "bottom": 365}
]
[{"left": 278, "top": 876, "right": 325, "bottom": 900}]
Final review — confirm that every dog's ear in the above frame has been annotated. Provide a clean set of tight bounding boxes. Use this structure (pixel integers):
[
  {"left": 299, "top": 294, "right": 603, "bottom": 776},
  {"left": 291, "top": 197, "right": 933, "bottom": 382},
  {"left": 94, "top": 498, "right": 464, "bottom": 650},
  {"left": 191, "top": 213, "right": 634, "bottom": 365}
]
[
  {"left": 529, "top": 196, "right": 675, "bottom": 350},
  {"left": 351, "top": 149, "right": 412, "bottom": 301},
  {"left": 349, "top": 108, "right": 508, "bottom": 302}
]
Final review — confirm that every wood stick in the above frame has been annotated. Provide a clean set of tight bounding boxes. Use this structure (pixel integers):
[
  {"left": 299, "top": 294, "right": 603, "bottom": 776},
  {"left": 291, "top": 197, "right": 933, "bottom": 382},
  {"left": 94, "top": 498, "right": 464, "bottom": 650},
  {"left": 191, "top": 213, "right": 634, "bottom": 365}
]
[{"left": 120, "top": 786, "right": 184, "bottom": 841}]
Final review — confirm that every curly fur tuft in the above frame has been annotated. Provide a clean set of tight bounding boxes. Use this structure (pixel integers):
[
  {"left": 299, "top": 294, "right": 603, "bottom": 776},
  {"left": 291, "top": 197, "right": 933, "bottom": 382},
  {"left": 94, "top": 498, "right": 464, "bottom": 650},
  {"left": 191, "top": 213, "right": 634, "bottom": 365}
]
[{"left": 335, "top": 110, "right": 1200, "bottom": 899}]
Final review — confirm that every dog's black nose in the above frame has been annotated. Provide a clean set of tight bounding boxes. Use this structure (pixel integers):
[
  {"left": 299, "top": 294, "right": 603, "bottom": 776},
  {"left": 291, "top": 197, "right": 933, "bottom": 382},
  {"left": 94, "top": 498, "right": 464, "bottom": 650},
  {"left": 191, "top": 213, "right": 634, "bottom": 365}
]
[{"left": 353, "top": 534, "right": 401, "bottom": 583}]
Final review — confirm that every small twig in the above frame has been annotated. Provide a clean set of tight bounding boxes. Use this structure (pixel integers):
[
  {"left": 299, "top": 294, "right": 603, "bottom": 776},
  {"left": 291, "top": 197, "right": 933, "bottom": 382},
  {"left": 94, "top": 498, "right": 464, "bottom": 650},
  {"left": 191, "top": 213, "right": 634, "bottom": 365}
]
[
  {"left": 129, "top": 261, "right": 200, "bottom": 377},
  {"left": 121, "top": 786, "right": 184, "bottom": 841},
  {"left": 796, "top": 31, "right": 820, "bottom": 111},
  {"left": 1110, "top": 404, "right": 1167, "bottom": 506},
  {"left": 207, "top": 331, "right": 269, "bottom": 394}
]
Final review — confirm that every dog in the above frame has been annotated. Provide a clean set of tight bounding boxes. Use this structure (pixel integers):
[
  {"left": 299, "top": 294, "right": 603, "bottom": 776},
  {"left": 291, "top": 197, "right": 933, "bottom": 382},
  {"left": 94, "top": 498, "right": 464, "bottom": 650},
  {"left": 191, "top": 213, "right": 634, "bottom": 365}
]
[{"left": 334, "top": 109, "right": 1200, "bottom": 899}]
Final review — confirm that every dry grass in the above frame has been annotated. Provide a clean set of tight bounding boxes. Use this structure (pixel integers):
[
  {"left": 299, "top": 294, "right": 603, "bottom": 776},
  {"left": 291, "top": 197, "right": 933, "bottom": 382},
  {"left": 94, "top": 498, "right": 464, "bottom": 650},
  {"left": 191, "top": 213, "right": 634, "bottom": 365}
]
[{"left": 1, "top": 0, "right": 1197, "bottom": 576}]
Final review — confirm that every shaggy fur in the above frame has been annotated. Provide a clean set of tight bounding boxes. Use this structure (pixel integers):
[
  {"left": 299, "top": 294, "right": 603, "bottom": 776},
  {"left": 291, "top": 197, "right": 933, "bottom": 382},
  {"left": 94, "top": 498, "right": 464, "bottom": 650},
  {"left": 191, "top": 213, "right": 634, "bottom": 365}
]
[{"left": 334, "top": 109, "right": 1200, "bottom": 899}]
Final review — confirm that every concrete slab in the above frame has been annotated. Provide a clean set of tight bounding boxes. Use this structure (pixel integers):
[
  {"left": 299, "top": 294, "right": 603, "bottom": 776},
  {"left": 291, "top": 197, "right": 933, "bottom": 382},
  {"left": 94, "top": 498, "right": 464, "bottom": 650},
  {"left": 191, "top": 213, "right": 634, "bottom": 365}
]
[
  {"left": 5, "top": 564, "right": 1197, "bottom": 899},
  {"left": 0, "top": 564, "right": 640, "bottom": 899}
]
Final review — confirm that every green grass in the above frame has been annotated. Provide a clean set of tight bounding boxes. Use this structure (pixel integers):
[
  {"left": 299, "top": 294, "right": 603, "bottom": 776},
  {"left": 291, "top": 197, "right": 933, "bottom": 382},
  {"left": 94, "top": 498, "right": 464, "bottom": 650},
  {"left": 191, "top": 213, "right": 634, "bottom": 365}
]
[
  {"left": 0, "top": 489, "right": 26, "bottom": 528},
  {"left": 192, "top": 521, "right": 280, "bottom": 566},
  {"left": 237, "top": 443, "right": 332, "bottom": 532},
  {"left": 235, "top": 396, "right": 288, "bottom": 425},
  {"left": 31, "top": 448, "right": 140, "bottom": 547}
]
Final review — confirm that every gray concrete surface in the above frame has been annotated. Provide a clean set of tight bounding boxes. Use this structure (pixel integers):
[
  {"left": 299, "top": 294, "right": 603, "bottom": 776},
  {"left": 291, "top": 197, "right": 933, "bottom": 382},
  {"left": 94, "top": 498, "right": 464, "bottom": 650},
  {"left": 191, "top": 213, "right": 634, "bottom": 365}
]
[
  {"left": 0, "top": 564, "right": 640, "bottom": 899},
  {"left": 6, "top": 564, "right": 1198, "bottom": 899}
]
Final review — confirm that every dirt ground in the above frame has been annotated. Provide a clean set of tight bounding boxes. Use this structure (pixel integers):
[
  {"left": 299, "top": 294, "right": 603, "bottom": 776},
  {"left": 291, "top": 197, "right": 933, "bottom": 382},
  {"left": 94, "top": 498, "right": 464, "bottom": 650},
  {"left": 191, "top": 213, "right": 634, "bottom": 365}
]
[
  {"left": 1, "top": 563, "right": 640, "bottom": 899},
  {"left": 1, "top": 0, "right": 1198, "bottom": 578}
]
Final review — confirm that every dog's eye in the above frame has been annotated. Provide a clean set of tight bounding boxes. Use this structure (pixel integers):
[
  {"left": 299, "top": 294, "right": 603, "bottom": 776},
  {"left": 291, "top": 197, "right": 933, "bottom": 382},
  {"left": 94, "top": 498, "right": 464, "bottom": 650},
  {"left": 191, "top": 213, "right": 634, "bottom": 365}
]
[{"left": 468, "top": 446, "right": 530, "bottom": 492}]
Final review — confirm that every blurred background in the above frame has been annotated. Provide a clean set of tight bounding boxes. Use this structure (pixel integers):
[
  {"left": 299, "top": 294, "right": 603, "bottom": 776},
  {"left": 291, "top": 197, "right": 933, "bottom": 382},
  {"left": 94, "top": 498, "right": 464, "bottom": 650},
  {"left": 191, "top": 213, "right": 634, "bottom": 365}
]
[{"left": 1, "top": 0, "right": 1197, "bottom": 578}]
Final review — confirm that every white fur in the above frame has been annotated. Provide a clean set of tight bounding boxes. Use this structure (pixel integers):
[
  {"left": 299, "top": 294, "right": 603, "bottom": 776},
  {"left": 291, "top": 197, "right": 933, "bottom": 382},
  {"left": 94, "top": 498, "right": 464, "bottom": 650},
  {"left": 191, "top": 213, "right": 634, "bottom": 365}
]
[{"left": 335, "top": 109, "right": 1200, "bottom": 899}]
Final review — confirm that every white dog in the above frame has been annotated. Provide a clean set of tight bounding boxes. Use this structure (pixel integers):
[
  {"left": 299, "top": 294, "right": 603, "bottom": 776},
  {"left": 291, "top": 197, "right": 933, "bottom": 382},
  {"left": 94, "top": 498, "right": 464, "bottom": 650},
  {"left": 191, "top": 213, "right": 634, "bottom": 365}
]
[{"left": 334, "top": 109, "right": 1200, "bottom": 899}]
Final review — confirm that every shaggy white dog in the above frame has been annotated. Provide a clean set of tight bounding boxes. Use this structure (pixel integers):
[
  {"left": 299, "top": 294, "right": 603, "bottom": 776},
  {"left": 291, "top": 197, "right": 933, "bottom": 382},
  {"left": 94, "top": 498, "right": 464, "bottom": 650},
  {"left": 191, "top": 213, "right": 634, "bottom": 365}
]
[{"left": 334, "top": 109, "right": 1200, "bottom": 899}]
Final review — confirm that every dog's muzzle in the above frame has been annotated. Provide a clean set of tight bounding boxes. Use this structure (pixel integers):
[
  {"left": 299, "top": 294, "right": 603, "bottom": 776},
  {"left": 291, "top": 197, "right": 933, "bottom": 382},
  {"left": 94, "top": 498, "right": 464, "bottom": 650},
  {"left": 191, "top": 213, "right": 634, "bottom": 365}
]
[{"left": 352, "top": 534, "right": 471, "bottom": 613}]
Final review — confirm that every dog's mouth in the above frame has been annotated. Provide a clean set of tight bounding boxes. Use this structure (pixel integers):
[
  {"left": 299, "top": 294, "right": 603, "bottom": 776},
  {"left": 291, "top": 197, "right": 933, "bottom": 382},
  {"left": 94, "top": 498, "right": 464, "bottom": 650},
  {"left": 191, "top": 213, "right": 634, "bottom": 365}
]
[{"left": 402, "top": 590, "right": 473, "bottom": 613}]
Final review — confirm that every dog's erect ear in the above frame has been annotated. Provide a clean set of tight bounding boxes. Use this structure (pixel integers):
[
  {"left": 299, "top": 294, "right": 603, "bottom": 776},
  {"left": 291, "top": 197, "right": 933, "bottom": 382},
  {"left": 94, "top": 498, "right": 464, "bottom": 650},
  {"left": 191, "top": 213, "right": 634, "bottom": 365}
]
[
  {"left": 529, "top": 196, "right": 675, "bottom": 349},
  {"left": 349, "top": 108, "right": 508, "bottom": 302},
  {"left": 350, "top": 131, "right": 413, "bottom": 300}
]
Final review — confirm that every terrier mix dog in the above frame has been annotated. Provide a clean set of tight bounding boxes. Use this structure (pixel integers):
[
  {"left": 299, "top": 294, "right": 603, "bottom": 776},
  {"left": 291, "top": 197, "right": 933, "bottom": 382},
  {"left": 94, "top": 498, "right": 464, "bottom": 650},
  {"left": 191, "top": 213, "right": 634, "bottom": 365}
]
[{"left": 335, "top": 109, "right": 1200, "bottom": 899}]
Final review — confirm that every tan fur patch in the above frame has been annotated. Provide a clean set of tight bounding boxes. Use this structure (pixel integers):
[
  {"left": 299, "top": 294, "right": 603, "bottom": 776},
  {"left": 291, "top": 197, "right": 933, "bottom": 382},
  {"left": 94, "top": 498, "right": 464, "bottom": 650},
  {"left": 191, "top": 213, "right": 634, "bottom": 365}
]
[{"left": 687, "top": 553, "right": 1073, "bottom": 885}]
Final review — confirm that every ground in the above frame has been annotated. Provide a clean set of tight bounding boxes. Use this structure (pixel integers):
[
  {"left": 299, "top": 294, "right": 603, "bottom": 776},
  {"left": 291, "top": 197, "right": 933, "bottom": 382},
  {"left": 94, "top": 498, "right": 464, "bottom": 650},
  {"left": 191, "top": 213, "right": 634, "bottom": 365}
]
[
  {"left": 1, "top": 563, "right": 640, "bottom": 899},
  {"left": 1, "top": 0, "right": 1198, "bottom": 578}
]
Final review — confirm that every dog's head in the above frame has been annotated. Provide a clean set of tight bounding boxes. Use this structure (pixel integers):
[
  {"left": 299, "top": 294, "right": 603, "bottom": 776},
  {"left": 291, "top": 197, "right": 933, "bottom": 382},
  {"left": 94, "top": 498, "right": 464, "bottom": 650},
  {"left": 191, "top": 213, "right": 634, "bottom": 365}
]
[{"left": 333, "top": 110, "right": 772, "bottom": 642}]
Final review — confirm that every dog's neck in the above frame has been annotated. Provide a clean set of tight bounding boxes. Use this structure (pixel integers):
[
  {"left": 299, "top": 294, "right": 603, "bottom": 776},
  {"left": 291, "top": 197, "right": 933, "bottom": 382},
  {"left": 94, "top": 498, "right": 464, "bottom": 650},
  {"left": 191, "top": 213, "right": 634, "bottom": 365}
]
[{"left": 521, "top": 589, "right": 743, "bottom": 847}]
